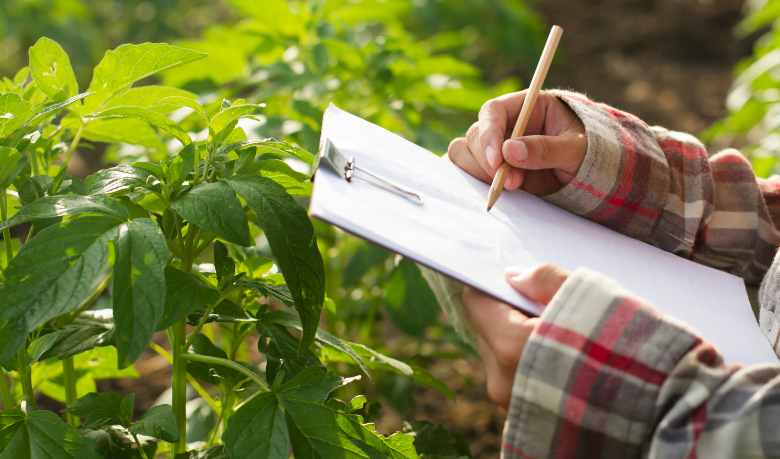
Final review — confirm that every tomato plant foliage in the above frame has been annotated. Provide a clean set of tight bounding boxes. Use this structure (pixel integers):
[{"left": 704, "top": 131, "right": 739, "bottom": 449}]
[{"left": 0, "top": 36, "right": 466, "bottom": 459}]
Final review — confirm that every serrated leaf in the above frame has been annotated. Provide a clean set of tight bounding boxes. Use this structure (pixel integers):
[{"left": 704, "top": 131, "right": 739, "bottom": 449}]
[
  {"left": 8, "top": 92, "right": 94, "bottom": 148},
  {"left": 0, "top": 147, "right": 26, "bottom": 191},
  {"left": 208, "top": 105, "right": 265, "bottom": 150},
  {"left": 223, "top": 392, "right": 289, "bottom": 459},
  {"left": 28, "top": 37, "right": 78, "bottom": 101},
  {"left": 86, "top": 165, "right": 159, "bottom": 196},
  {"left": 157, "top": 266, "right": 220, "bottom": 331},
  {"left": 384, "top": 259, "right": 440, "bottom": 337},
  {"left": 159, "top": 95, "right": 210, "bottom": 122},
  {"left": 174, "top": 446, "right": 228, "bottom": 459},
  {"left": 235, "top": 279, "right": 294, "bottom": 308},
  {"left": 23, "top": 332, "right": 60, "bottom": 369},
  {"left": 401, "top": 421, "right": 471, "bottom": 459},
  {"left": 129, "top": 404, "right": 179, "bottom": 443},
  {"left": 0, "top": 195, "right": 130, "bottom": 233},
  {"left": 100, "top": 86, "right": 195, "bottom": 112},
  {"left": 262, "top": 309, "right": 372, "bottom": 380},
  {"left": 68, "top": 117, "right": 166, "bottom": 150},
  {"left": 257, "top": 321, "right": 325, "bottom": 385},
  {"left": 88, "top": 106, "right": 191, "bottom": 146},
  {"left": 164, "top": 142, "right": 196, "bottom": 188},
  {"left": 85, "top": 43, "right": 208, "bottom": 113},
  {"left": 85, "top": 427, "right": 157, "bottom": 459},
  {"left": 240, "top": 159, "right": 312, "bottom": 196},
  {"left": 42, "top": 310, "right": 115, "bottom": 360},
  {"left": 0, "top": 409, "right": 102, "bottom": 459},
  {"left": 65, "top": 392, "right": 134, "bottom": 429},
  {"left": 131, "top": 161, "right": 165, "bottom": 179},
  {"left": 227, "top": 175, "right": 325, "bottom": 354},
  {"left": 112, "top": 218, "right": 169, "bottom": 367},
  {"left": 0, "top": 93, "right": 32, "bottom": 139},
  {"left": 171, "top": 181, "right": 252, "bottom": 246}
]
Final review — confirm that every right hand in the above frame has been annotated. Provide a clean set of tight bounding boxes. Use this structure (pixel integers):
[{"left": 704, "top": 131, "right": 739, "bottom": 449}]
[{"left": 447, "top": 90, "right": 587, "bottom": 197}]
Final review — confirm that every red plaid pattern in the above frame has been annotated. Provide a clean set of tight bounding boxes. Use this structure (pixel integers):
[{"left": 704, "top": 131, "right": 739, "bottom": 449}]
[{"left": 503, "top": 93, "right": 780, "bottom": 458}]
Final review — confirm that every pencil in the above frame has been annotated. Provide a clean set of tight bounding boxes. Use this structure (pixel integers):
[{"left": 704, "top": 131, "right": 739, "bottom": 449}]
[{"left": 487, "top": 25, "right": 563, "bottom": 212}]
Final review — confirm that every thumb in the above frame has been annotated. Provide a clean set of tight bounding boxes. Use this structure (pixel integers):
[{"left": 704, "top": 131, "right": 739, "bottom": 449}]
[
  {"left": 505, "top": 263, "right": 570, "bottom": 305},
  {"left": 502, "top": 132, "right": 582, "bottom": 171}
]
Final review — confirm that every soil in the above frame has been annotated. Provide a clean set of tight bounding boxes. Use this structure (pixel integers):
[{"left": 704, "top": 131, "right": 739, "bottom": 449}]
[{"left": 35, "top": 1, "right": 757, "bottom": 458}]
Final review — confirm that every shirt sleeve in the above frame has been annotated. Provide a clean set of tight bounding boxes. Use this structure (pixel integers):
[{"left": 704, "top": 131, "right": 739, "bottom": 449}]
[
  {"left": 545, "top": 90, "right": 780, "bottom": 285},
  {"left": 502, "top": 267, "right": 780, "bottom": 459}
]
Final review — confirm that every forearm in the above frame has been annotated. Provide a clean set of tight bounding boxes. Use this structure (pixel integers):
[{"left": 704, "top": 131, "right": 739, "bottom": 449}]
[
  {"left": 503, "top": 268, "right": 780, "bottom": 459},
  {"left": 545, "top": 91, "right": 780, "bottom": 284}
]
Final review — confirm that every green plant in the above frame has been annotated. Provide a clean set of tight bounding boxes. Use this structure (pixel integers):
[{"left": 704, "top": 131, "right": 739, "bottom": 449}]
[{"left": 0, "top": 37, "right": 462, "bottom": 459}]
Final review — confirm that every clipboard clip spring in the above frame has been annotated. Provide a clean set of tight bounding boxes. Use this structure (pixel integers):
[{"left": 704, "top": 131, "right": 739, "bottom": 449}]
[
  {"left": 315, "top": 137, "right": 424, "bottom": 206},
  {"left": 344, "top": 157, "right": 424, "bottom": 206}
]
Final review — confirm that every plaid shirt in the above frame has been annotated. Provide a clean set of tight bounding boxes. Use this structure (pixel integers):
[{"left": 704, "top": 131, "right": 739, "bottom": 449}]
[{"left": 502, "top": 91, "right": 780, "bottom": 458}]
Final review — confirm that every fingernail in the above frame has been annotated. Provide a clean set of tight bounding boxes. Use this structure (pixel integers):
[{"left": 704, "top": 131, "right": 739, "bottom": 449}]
[
  {"left": 504, "top": 266, "right": 526, "bottom": 278},
  {"left": 506, "top": 139, "right": 528, "bottom": 162},
  {"left": 486, "top": 145, "right": 499, "bottom": 167}
]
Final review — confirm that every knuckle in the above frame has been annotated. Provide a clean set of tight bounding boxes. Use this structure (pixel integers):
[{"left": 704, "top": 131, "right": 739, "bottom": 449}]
[{"left": 448, "top": 137, "right": 467, "bottom": 155}]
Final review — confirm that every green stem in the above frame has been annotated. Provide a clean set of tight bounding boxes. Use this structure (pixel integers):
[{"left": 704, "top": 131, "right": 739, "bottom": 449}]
[
  {"left": 132, "top": 432, "right": 151, "bottom": 459},
  {"left": 30, "top": 150, "right": 39, "bottom": 176},
  {"left": 61, "top": 123, "right": 85, "bottom": 169},
  {"left": 171, "top": 320, "right": 188, "bottom": 457},
  {"left": 183, "top": 297, "right": 227, "bottom": 352},
  {"left": 69, "top": 272, "right": 113, "bottom": 320},
  {"left": 1, "top": 192, "right": 14, "bottom": 267},
  {"left": 18, "top": 350, "right": 35, "bottom": 410},
  {"left": 0, "top": 370, "right": 14, "bottom": 409},
  {"left": 148, "top": 342, "right": 220, "bottom": 414},
  {"left": 24, "top": 226, "right": 33, "bottom": 243},
  {"left": 185, "top": 353, "right": 270, "bottom": 391},
  {"left": 193, "top": 234, "right": 216, "bottom": 260},
  {"left": 62, "top": 357, "right": 79, "bottom": 426}
]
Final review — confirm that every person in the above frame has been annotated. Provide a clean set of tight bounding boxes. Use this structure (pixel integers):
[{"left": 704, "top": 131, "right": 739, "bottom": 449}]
[{"left": 446, "top": 90, "right": 780, "bottom": 458}]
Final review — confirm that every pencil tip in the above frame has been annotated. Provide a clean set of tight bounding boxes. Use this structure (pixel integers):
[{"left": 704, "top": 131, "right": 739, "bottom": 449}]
[{"left": 486, "top": 206, "right": 492, "bottom": 212}]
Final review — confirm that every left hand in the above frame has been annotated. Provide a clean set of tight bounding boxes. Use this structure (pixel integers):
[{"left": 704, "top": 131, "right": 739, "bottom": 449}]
[{"left": 461, "top": 263, "right": 570, "bottom": 412}]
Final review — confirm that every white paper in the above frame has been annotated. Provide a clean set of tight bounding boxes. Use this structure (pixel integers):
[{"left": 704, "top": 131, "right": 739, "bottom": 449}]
[{"left": 310, "top": 104, "right": 778, "bottom": 365}]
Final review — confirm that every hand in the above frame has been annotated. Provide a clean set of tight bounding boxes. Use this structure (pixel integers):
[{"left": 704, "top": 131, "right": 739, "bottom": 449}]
[
  {"left": 448, "top": 91, "right": 587, "bottom": 196},
  {"left": 461, "top": 263, "right": 570, "bottom": 412}
]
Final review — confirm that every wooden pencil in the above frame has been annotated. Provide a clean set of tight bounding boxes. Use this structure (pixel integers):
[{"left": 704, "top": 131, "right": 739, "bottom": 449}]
[{"left": 487, "top": 25, "right": 563, "bottom": 212}]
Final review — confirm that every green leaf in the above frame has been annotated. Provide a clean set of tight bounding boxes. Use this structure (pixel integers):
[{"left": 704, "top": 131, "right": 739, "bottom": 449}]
[
  {"left": 8, "top": 92, "right": 94, "bottom": 148},
  {"left": 1, "top": 331, "right": 60, "bottom": 372},
  {"left": 276, "top": 367, "right": 348, "bottom": 403},
  {"left": 159, "top": 96, "right": 210, "bottom": 122},
  {"left": 208, "top": 105, "right": 265, "bottom": 150},
  {"left": 0, "top": 147, "right": 26, "bottom": 190},
  {"left": 187, "top": 334, "right": 251, "bottom": 386},
  {"left": 100, "top": 86, "right": 196, "bottom": 112},
  {"left": 344, "top": 242, "right": 390, "bottom": 287},
  {"left": 0, "top": 195, "right": 130, "bottom": 233},
  {"left": 223, "top": 392, "right": 289, "bottom": 459},
  {"left": 401, "top": 421, "right": 471, "bottom": 459},
  {"left": 235, "top": 279, "right": 294, "bottom": 308},
  {"left": 410, "top": 366, "right": 455, "bottom": 402},
  {"left": 171, "top": 181, "right": 252, "bottom": 246},
  {"left": 67, "top": 117, "right": 166, "bottom": 150},
  {"left": 85, "top": 43, "right": 208, "bottom": 113},
  {"left": 241, "top": 159, "right": 313, "bottom": 197},
  {"left": 0, "top": 409, "right": 101, "bottom": 459},
  {"left": 86, "top": 165, "right": 161, "bottom": 196},
  {"left": 256, "top": 321, "right": 325, "bottom": 385},
  {"left": 86, "top": 427, "right": 158, "bottom": 459},
  {"left": 0, "top": 93, "right": 32, "bottom": 139},
  {"left": 384, "top": 259, "right": 440, "bottom": 337},
  {"left": 65, "top": 392, "right": 134, "bottom": 429},
  {"left": 262, "top": 309, "right": 372, "bottom": 380},
  {"left": 164, "top": 142, "right": 197, "bottom": 188},
  {"left": 28, "top": 37, "right": 79, "bottom": 101},
  {"left": 41, "top": 310, "right": 115, "bottom": 360},
  {"left": 218, "top": 140, "right": 314, "bottom": 166},
  {"left": 111, "top": 218, "right": 169, "bottom": 367},
  {"left": 88, "top": 106, "right": 191, "bottom": 146},
  {"left": 174, "top": 446, "right": 228, "bottom": 459},
  {"left": 320, "top": 341, "right": 412, "bottom": 378},
  {"left": 129, "top": 404, "right": 180, "bottom": 443},
  {"left": 213, "top": 241, "right": 235, "bottom": 288},
  {"left": 157, "top": 266, "right": 220, "bottom": 331},
  {"left": 227, "top": 175, "right": 325, "bottom": 354}
]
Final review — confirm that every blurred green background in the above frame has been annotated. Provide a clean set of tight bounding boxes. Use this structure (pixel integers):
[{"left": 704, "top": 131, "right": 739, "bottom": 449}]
[{"left": 1, "top": 0, "right": 776, "bottom": 456}]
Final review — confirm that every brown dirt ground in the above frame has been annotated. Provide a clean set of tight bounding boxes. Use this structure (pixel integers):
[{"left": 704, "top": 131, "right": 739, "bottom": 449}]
[{"left": 35, "top": 1, "right": 757, "bottom": 458}]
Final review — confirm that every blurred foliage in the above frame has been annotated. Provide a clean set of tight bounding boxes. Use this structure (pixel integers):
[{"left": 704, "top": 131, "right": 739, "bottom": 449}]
[
  {"left": 704, "top": 0, "right": 780, "bottom": 177},
  {"left": 0, "top": 0, "right": 544, "bottom": 418}
]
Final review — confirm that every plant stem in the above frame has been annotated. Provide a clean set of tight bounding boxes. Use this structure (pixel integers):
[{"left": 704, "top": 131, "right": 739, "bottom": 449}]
[
  {"left": 183, "top": 296, "right": 228, "bottom": 353},
  {"left": 185, "top": 353, "right": 270, "bottom": 391},
  {"left": 1, "top": 192, "right": 14, "bottom": 268},
  {"left": 132, "top": 432, "right": 151, "bottom": 459},
  {"left": 148, "top": 342, "right": 220, "bottom": 414},
  {"left": 18, "top": 349, "right": 35, "bottom": 410},
  {"left": 171, "top": 320, "right": 187, "bottom": 457},
  {"left": 61, "top": 124, "right": 85, "bottom": 169},
  {"left": 0, "top": 370, "right": 14, "bottom": 409},
  {"left": 62, "top": 357, "right": 79, "bottom": 426},
  {"left": 30, "top": 150, "right": 39, "bottom": 176}
]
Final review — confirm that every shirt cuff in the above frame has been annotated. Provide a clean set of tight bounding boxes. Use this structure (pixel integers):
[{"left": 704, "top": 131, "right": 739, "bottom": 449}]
[{"left": 501, "top": 267, "right": 701, "bottom": 459}]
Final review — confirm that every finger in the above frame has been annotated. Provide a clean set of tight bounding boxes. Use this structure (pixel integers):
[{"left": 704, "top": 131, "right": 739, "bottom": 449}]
[
  {"left": 504, "top": 263, "right": 570, "bottom": 305},
  {"left": 447, "top": 137, "right": 493, "bottom": 184},
  {"left": 505, "top": 168, "right": 523, "bottom": 190},
  {"left": 462, "top": 286, "right": 529, "bottom": 345},
  {"left": 467, "top": 121, "right": 498, "bottom": 179},
  {"left": 478, "top": 91, "right": 528, "bottom": 168},
  {"left": 502, "top": 131, "right": 585, "bottom": 172}
]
